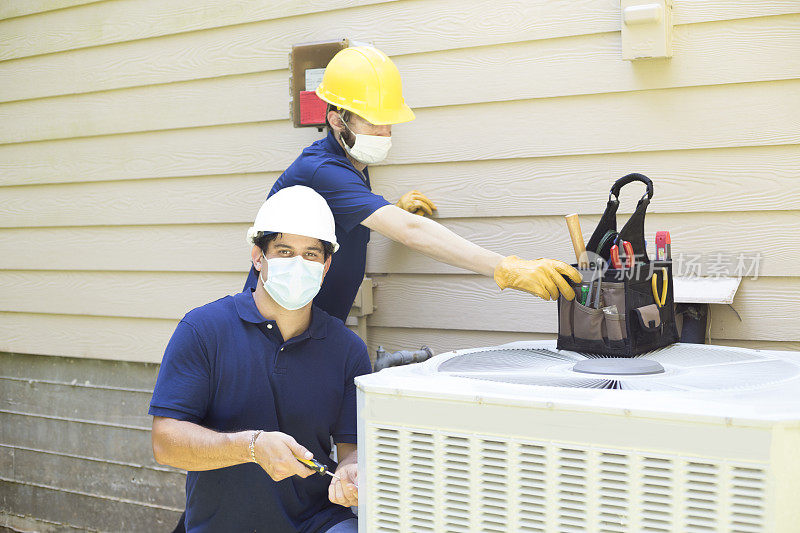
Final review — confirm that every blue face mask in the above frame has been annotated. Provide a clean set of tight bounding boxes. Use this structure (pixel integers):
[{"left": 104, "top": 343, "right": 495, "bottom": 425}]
[{"left": 260, "top": 254, "right": 325, "bottom": 310}]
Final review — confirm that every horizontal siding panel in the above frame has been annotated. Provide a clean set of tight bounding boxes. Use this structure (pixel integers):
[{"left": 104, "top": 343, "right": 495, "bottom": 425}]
[
  {"left": 0, "top": 478, "right": 180, "bottom": 531},
  {"left": 5, "top": 14, "right": 800, "bottom": 144},
  {"left": 0, "top": 377, "right": 153, "bottom": 427},
  {"left": 389, "top": 79, "right": 800, "bottom": 164},
  {"left": 1, "top": 445, "right": 184, "bottom": 508},
  {"left": 367, "top": 326, "right": 800, "bottom": 358},
  {"left": 0, "top": 122, "right": 319, "bottom": 186},
  {"left": 0, "top": 210, "right": 796, "bottom": 276},
  {"left": 2, "top": 0, "right": 797, "bottom": 101},
  {"left": 2, "top": 145, "right": 798, "bottom": 228},
  {"left": 398, "top": 14, "right": 800, "bottom": 109},
  {"left": 0, "top": 0, "right": 618, "bottom": 100},
  {"left": 0, "top": 352, "right": 158, "bottom": 390},
  {"left": 0, "top": 410, "right": 157, "bottom": 467},
  {"left": 2, "top": 80, "right": 798, "bottom": 187},
  {"left": 367, "top": 211, "right": 799, "bottom": 277},
  {"left": 0, "top": 172, "right": 277, "bottom": 228},
  {"left": 0, "top": 0, "right": 396, "bottom": 62},
  {"left": 372, "top": 145, "right": 800, "bottom": 217},
  {"left": 0, "top": 71, "right": 288, "bottom": 145},
  {"left": 0, "top": 224, "right": 252, "bottom": 272},
  {"left": 0, "top": 312, "right": 176, "bottom": 363},
  {"left": 367, "top": 275, "right": 800, "bottom": 342},
  {"left": 0, "top": 271, "right": 243, "bottom": 320},
  {"left": 0, "top": 272, "right": 794, "bottom": 340},
  {"left": 671, "top": 0, "right": 800, "bottom": 25},
  {"left": 0, "top": 0, "right": 101, "bottom": 20}
]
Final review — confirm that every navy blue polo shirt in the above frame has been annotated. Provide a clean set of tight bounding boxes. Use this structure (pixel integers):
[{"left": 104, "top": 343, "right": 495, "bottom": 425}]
[
  {"left": 149, "top": 289, "right": 372, "bottom": 533},
  {"left": 244, "top": 130, "right": 390, "bottom": 321}
]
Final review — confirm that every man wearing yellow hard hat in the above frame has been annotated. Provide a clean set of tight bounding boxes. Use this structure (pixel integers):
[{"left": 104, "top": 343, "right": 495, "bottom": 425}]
[{"left": 243, "top": 46, "right": 581, "bottom": 324}]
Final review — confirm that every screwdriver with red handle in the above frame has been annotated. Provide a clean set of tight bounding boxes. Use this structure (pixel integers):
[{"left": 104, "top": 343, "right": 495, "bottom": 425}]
[{"left": 610, "top": 240, "right": 634, "bottom": 269}]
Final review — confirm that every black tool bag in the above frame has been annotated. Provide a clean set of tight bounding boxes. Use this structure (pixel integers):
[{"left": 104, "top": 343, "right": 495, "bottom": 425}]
[{"left": 557, "top": 173, "right": 679, "bottom": 356}]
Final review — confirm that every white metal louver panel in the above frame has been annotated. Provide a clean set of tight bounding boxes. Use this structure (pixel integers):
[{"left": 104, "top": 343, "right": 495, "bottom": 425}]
[
  {"left": 557, "top": 448, "right": 589, "bottom": 531},
  {"left": 685, "top": 461, "right": 719, "bottom": 532},
  {"left": 598, "top": 452, "right": 630, "bottom": 532},
  {"left": 407, "top": 432, "right": 435, "bottom": 532},
  {"left": 640, "top": 456, "right": 674, "bottom": 531},
  {"left": 371, "top": 427, "right": 402, "bottom": 532},
  {"left": 730, "top": 466, "right": 767, "bottom": 533},
  {"left": 517, "top": 443, "right": 548, "bottom": 532},
  {"left": 479, "top": 439, "right": 509, "bottom": 532},
  {"left": 442, "top": 435, "right": 471, "bottom": 532},
  {"left": 364, "top": 424, "right": 770, "bottom": 533}
]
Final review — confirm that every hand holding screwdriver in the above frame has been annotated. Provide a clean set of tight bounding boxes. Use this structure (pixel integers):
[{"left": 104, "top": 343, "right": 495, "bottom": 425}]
[{"left": 252, "top": 431, "right": 315, "bottom": 482}]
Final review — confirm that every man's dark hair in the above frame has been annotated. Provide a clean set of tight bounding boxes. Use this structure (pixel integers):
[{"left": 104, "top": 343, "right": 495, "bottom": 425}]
[
  {"left": 253, "top": 232, "right": 334, "bottom": 260},
  {"left": 325, "top": 104, "right": 352, "bottom": 131}
]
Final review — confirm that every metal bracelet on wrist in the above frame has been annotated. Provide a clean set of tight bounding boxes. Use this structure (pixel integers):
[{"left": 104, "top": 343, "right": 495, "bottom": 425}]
[{"left": 249, "top": 430, "right": 262, "bottom": 463}]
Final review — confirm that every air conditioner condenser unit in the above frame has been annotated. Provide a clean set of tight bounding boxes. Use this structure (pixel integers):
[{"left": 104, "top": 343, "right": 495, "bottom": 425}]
[{"left": 355, "top": 341, "right": 800, "bottom": 533}]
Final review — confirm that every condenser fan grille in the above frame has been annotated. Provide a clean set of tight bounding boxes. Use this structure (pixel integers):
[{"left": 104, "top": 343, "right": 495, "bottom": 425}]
[
  {"left": 437, "top": 348, "right": 579, "bottom": 372},
  {"left": 432, "top": 344, "right": 800, "bottom": 391}
]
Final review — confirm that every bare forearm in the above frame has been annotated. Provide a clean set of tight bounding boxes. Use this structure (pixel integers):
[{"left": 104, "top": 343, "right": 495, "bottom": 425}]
[
  {"left": 152, "top": 417, "right": 251, "bottom": 471},
  {"left": 336, "top": 443, "right": 357, "bottom": 469},
  {"left": 364, "top": 205, "right": 503, "bottom": 276},
  {"left": 406, "top": 215, "right": 502, "bottom": 275}
]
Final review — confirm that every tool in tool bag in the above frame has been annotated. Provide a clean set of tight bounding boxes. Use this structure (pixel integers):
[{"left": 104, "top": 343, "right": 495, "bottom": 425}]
[
  {"left": 610, "top": 239, "right": 635, "bottom": 270},
  {"left": 593, "top": 259, "right": 604, "bottom": 308},
  {"left": 296, "top": 455, "right": 340, "bottom": 480},
  {"left": 652, "top": 267, "right": 668, "bottom": 307},
  {"left": 565, "top": 213, "right": 589, "bottom": 268},
  {"left": 656, "top": 231, "right": 671, "bottom": 261}
]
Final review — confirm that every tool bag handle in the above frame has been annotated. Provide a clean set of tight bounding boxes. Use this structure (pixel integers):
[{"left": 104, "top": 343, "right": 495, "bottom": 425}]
[
  {"left": 585, "top": 173, "right": 652, "bottom": 264},
  {"left": 610, "top": 173, "right": 653, "bottom": 200}
]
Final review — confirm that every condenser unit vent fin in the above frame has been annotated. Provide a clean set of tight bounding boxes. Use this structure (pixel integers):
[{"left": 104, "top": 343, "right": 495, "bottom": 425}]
[{"left": 366, "top": 425, "right": 768, "bottom": 532}]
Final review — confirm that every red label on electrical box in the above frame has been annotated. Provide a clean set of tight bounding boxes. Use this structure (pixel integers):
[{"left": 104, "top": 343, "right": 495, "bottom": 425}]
[{"left": 299, "top": 91, "right": 327, "bottom": 125}]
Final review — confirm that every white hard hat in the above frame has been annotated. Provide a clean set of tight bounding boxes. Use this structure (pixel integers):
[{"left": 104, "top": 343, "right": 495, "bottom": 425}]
[{"left": 246, "top": 186, "right": 339, "bottom": 252}]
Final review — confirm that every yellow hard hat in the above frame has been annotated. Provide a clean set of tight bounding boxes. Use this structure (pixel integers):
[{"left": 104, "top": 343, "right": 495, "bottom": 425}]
[{"left": 316, "top": 46, "right": 415, "bottom": 125}]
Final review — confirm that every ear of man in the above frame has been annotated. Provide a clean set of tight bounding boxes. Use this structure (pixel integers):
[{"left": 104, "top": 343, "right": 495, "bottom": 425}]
[{"left": 326, "top": 109, "right": 355, "bottom": 148}]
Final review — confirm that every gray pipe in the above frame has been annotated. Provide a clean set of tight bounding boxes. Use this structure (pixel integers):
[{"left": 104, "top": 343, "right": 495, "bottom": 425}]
[{"left": 374, "top": 346, "right": 434, "bottom": 372}]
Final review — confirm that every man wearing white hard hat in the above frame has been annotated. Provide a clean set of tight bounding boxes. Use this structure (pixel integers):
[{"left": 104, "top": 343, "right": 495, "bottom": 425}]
[
  {"left": 244, "top": 46, "right": 581, "bottom": 324},
  {"left": 149, "top": 186, "right": 366, "bottom": 533}
]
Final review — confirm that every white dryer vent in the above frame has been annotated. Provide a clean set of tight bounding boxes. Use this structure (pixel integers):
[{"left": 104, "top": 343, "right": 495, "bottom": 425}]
[{"left": 356, "top": 342, "right": 800, "bottom": 533}]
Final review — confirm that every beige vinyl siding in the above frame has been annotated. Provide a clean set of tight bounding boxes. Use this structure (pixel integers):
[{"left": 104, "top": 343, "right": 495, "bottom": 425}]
[
  {"left": 2, "top": 3, "right": 798, "bottom": 528},
  {"left": 0, "top": 1, "right": 797, "bottom": 360}
]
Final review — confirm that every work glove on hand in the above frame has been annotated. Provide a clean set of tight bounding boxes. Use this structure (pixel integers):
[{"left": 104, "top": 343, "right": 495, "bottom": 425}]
[
  {"left": 494, "top": 256, "right": 582, "bottom": 301},
  {"left": 396, "top": 190, "right": 437, "bottom": 217}
]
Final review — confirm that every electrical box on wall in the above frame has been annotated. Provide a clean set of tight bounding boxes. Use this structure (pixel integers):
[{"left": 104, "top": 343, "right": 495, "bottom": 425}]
[
  {"left": 621, "top": 0, "right": 673, "bottom": 60},
  {"left": 289, "top": 39, "right": 349, "bottom": 128}
]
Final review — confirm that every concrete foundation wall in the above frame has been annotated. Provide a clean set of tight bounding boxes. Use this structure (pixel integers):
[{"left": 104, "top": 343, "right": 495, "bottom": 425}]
[{"left": 0, "top": 352, "right": 183, "bottom": 532}]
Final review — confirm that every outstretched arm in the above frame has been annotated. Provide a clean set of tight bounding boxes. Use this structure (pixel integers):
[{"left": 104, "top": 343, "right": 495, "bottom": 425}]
[
  {"left": 362, "top": 205, "right": 581, "bottom": 300},
  {"left": 363, "top": 204, "right": 502, "bottom": 276}
]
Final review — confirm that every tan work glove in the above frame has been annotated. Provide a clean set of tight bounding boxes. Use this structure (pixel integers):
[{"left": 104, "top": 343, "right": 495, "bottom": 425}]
[
  {"left": 396, "top": 190, "right": 437, "bottom": 217},
  {"left": 494, "top": 256, "right": 582, "bottom": 301}
]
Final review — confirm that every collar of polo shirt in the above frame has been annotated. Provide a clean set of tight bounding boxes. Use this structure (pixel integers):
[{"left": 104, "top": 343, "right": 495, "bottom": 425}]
[{"left": 233, "top": 289, "right": 328, "bottom": 340}]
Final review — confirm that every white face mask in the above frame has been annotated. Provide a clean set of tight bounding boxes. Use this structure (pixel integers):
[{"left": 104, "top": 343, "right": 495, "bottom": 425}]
[
  {"left": 340, "top": 113, "right": 392, "bottom": 165},
  {"left": 260, "top": 254, "right": 325, "bottom": 311}
]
